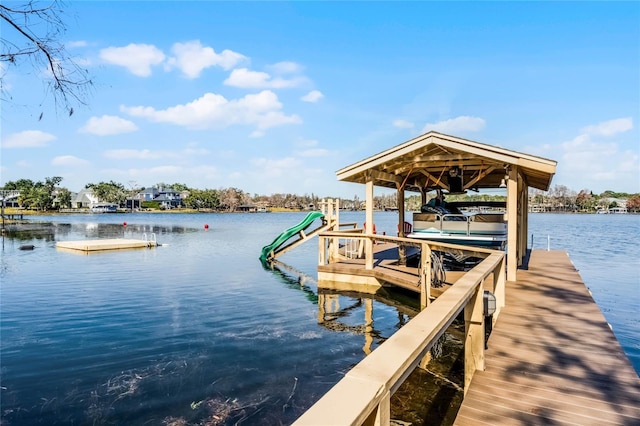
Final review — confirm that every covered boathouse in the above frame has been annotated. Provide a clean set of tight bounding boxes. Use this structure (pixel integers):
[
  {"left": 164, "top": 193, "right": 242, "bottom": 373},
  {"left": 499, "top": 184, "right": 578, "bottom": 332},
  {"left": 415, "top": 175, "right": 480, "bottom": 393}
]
[
  {"left": 329, "top": 130, "right": 557, "bottom": 282},
  {"left": 296, "top": 131, "right": 640, "bottom": 425}
]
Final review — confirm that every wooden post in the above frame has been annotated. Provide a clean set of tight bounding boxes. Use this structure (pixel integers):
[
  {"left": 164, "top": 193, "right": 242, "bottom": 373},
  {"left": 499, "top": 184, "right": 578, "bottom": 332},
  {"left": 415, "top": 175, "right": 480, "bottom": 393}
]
[
  {"left": 464, "top": 280, "right": 485, "bottom": 395},
  {"left": 420, "top": 243, "right": 431, "bottom": 309},
  {"left": 493, "top": 254, "right": 506, "bottom": 320},
  {"left": 506, "top": 167, "right": 518, "bottom": 281},
  {"left": 397, "top": 187, "right": 406, "bottom": 266},
  {"left": 363, "top": 390, "right": 390, "bottom": 426},
  {"left": 318, "top": 235, "right": 326, "bottom": 266},
  {"left": 365, "top": 178, "right": 374, "bottom": 270}
]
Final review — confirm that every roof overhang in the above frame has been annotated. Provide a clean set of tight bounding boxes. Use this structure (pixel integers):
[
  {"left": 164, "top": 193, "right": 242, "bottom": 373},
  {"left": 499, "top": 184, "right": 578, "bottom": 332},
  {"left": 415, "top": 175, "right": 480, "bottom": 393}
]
[{"left": 336, "top": 131, "right": 557, "bottom": 192}]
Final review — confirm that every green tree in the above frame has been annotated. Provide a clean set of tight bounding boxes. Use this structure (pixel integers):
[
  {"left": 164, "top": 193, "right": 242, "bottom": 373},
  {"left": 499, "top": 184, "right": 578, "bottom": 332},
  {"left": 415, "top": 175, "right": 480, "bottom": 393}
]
[
  {"left": 3, "top": 178, "right": 35, "bottom": 192},
  {"left": 85, "top": 181, "right": 126, "bottom": 204},
  {"left": 55, "top": 187, "right": 72, "bottom": 209},
  {"left": 184, "top": 189, "right": 220, "bottom": 210},
  {"left": 5, "top": 176, "right": 61, "bottom": 210}
]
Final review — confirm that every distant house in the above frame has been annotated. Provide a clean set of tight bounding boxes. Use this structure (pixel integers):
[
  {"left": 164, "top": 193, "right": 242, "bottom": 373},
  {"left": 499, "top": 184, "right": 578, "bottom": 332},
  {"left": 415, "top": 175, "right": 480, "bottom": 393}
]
[
  {"left": 236, "top": 204, "right": 258, "bottom": 212},
  {"left": 135, "top": 186, "right": 183, "bottom": 209},
  {"left": 72, "top": 189, "right": 98, "bottom": 208}
]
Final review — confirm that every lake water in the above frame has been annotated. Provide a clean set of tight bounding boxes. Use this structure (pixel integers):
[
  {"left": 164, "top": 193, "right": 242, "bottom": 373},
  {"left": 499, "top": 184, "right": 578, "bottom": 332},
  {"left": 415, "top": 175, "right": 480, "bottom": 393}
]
[{"left": 1, "top": 211, "right": 638, "bottom": 425}]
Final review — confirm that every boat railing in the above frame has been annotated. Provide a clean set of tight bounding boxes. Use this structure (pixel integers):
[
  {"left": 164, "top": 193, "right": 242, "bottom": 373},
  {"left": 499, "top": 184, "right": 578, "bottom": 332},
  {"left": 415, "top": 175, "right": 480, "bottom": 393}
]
[
  {"left": 320, "top": 232, "right": 501, "bottom": 307},
  {"left": 530, "top": 233, "right": 551, "bottom": 251},
  {"left": 142, "top": 232, "right": 157, "bottom": 247},
  {"left": 298, "top": 232, "right": 506, "bottom": 425},
  {"left": 413, "top": 212, "right": 506, "bottom": 236}
]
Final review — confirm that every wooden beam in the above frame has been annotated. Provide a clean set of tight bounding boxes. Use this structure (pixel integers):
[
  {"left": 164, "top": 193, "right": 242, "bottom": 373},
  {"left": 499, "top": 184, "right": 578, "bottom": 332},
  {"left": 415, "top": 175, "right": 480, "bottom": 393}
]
[
  {"left": 464, "top": 165, "right": 497, "bottom": 190},
  {"left": 369, "top": 169, "right": 404, "bottom": 185},
  {"left": 506, "top": 167, "right": 518, "bottom": 281},
  {"left": 365, "top": 177, "right": 374, "bottom": 270},
  {"left": 418, "top": 169, "right": 447, "bottom": 189}
]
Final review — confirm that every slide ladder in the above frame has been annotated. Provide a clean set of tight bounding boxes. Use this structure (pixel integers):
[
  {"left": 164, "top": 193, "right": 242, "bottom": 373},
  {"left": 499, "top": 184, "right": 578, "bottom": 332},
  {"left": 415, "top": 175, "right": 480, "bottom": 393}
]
[{"left": 260, "top": 211, "right": 331, "bottom": 262}]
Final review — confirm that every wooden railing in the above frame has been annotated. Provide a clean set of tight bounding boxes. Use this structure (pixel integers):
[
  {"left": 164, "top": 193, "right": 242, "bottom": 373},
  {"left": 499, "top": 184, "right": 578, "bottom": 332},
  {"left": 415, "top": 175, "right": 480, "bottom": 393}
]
[
  {"left": 296, "top": 234, "right": 506, "bottom": 425},
  {"left": 318, "top": 232, "right": 502, "bottom": 309}
]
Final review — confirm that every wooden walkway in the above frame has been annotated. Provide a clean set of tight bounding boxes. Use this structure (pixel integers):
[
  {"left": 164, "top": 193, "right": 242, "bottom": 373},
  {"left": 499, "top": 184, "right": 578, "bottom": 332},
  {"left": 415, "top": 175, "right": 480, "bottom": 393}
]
[{"left": 455, "top": 250, "right": 640, "bottom": 425}]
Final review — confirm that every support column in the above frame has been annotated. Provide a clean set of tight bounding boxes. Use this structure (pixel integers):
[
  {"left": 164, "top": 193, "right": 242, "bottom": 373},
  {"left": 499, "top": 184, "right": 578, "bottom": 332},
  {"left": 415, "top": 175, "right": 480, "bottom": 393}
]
[
  {"left": 464, "top": 281, "right": 485, "bottom": 395},
  {"left": 506, "top": 167, "right": 518, "bottom": 281},
  {"left": 365, "top": 178, "right": 374, "bottom": 270},
  {"left": 420, "top": 243, "right": 431, "bottom": 309},
  {"left": 397, "top": 187, "right": 406, "bottom": 265}
]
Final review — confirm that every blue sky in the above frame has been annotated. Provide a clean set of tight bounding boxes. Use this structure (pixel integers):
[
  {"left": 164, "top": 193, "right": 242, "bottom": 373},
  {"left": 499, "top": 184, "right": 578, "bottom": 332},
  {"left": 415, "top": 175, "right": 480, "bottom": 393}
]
[{"left": 2, "top": 1, "right": 639, "bottom": 198}]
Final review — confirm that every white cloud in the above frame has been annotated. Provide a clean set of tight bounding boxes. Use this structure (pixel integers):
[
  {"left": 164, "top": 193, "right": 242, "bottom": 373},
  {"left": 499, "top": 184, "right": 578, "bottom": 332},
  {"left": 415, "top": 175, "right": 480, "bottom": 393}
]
[
  {"left": 268, "top": 61, "right": 302, "bottom": 74},
  {"left": 100, "top": 43, "right": 165, "bottom": 77},
  {"left": 79, "top": 115, "right": 138, "bottom": 136},
  {"left": 393, "top": 119, "right": 414, "bottom": 129},
  {"left": 224, "top": 68, "right": 307, "bottom": 89},
  {"left": 422, "top": 116, "right": 486, "bottom": 134},
  {"left": 581, "top": 117, "right": 633, "bottom": 137},
  {"left": 165, "top": 40, "right": 247, "bottom": 78},
  {"left": 251, "top": 157, "right": 302, "bottom": 178},
  {"left": 301, "top": 90, "right": 324, "bottom": 103},
  {"left": 121, "top": 90, "right": 301, "bottom": 135},
  {"left": 554, "top": 117, "right": 638, "bottom": 192},
  {"left": 51, "top": 155, "right": 90, "bottom": 166},
  {"left": 1, "top": 130, "right": 56, "bottom": 148}
]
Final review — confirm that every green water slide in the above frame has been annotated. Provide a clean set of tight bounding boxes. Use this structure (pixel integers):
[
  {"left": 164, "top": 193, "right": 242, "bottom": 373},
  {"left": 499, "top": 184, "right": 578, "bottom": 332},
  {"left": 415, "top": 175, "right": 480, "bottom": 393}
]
[{"left": 260, "top": 211, "right": 325, "bottom": 262}]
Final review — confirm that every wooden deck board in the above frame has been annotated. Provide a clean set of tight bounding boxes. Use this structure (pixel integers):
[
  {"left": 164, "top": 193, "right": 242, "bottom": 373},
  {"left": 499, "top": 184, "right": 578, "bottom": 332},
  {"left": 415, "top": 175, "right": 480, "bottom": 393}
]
[{"left": 454, "top": 250, "right": 640, "bottom": 425}]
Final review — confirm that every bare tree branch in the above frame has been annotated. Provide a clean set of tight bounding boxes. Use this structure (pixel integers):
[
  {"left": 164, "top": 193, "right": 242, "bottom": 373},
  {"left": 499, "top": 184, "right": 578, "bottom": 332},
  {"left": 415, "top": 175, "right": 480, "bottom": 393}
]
[{"left": 0, "top": 1, "right": 93, "bottom": 117}]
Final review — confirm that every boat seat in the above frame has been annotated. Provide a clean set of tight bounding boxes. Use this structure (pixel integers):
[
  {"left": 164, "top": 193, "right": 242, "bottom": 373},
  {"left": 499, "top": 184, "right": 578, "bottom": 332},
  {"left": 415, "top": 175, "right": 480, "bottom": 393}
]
[
  {"left": 363, "top": 222, "right": 377, "bottom": 244},
  {"left": 471, "top": 214, "right": 505, "bottom": 223},
  {"left": 397, "top": 221, "right": 412, "bottom": 236}
]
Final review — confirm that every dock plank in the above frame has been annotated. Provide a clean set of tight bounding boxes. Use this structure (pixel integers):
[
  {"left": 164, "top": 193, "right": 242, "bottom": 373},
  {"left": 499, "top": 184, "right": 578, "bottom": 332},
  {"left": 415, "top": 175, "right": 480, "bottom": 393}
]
[{"left": 454, "top": 250, "right": 640, "bottom": 425}]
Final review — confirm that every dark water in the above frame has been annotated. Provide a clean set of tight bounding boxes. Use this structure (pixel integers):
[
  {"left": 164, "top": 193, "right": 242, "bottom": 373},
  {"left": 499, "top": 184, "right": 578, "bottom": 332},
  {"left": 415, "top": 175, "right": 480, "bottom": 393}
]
[{"left": 1, "top": 212, "right": 638, "bottom": 425}]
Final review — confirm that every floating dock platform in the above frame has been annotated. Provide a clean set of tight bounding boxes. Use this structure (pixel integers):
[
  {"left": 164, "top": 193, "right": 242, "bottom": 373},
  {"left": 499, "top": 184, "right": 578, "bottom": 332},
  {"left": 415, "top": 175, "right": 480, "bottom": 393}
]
[{"left": 56, "top": 239, "right": 157, "bottom": 252}]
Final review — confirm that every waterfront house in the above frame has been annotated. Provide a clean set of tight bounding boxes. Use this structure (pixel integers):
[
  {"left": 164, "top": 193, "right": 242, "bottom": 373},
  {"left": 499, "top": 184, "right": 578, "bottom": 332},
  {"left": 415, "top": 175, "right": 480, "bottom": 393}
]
[
  {"left": 136, "top": 186, "right": 183, "bottom": 209},
  {"left": 72, "top": 189, "right": 98, "bottom": 208}
]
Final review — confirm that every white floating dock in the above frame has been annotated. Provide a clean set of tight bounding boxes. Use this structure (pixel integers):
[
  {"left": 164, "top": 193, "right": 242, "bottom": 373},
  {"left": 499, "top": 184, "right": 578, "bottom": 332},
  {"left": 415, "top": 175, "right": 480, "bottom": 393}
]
[{"left": 56, "top": 239, "right": 157, "bottom": 252}]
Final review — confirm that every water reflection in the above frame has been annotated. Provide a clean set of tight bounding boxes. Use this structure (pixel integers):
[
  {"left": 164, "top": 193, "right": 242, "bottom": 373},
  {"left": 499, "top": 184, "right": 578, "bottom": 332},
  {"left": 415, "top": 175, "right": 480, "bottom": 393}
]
[
  {"left": 1, "top": 222, "right": 197, "bottom": 246},
  {"left": 262, "top": 258, "right": 417, "bottom": 356},
  {"left": 261, "top": 258, "right": 465, "bottom": 425}
]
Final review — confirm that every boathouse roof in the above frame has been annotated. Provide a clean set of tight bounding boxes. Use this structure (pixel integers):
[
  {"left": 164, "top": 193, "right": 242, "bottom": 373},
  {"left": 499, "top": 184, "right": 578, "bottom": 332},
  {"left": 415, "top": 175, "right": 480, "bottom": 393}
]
[{"left": 336, "top": 131, "right": 557, "bottom": 192}]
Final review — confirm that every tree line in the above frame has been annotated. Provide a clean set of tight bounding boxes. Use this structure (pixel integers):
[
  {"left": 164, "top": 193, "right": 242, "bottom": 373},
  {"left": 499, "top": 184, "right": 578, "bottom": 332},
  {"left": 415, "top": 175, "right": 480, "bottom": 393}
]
[{"left": 2, "top": 177, "right": 639, "bottom": 213}]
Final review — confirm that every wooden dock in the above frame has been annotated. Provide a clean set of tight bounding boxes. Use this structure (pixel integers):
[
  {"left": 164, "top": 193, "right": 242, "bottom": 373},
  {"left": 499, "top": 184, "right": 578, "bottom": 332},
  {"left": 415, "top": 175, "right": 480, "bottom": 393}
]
[
  {"left": 318, "top": 242, "right": 456, "bottom": 298},
  {"left": 56, "top": 239, "right": 157, "bottom": 252},
  {"left": 455, "top": 250, "right": 640, "bottom": 425}
]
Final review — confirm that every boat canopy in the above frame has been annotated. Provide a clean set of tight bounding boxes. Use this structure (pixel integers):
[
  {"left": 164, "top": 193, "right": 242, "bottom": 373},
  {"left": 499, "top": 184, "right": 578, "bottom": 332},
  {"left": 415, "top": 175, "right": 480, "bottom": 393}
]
[
  {"left": 335, "top": 131, "right": 558, "bottom": 282},
  {"left": 336, "top": 131, "right": 557, "bottom": 192}
]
